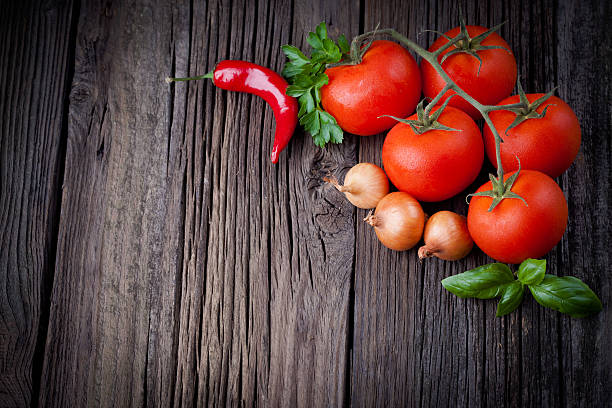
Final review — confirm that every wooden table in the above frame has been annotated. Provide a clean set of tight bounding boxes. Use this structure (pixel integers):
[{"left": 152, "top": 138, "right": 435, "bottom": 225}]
[{"left": 1, "top": 0, "right": 610, "bottom": 406}]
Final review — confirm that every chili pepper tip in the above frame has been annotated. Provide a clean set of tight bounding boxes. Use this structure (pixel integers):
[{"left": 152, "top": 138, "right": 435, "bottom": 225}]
[{"left": 270, "top": 148, "right": 279, "bottom": 164}]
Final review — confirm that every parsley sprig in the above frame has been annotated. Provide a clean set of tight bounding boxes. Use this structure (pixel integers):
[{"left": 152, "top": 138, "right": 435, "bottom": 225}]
[{"left": 281, "top": 22, "right": 350, "bottom": 148}]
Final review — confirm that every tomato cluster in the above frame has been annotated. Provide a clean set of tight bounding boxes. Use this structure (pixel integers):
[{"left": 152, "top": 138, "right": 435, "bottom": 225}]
[{"left": 320, "top": 25, "right": 580, "bottom": 264}]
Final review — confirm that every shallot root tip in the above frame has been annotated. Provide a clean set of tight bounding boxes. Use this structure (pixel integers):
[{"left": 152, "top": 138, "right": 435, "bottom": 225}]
[
  {"left": 363, "top": 211, "right": 377, "bottom": 226},
  {"left": 324, "top": 175, "right": 347, "bottom": 192},
  {"left": 418, "top": 245, "right": 435, "bottom": 260}
]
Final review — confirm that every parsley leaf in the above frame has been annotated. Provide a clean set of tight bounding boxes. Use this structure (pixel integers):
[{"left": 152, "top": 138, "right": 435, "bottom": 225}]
[
  {"left": 338, "top": 34, "right": 350, "bottom": 54},
  {"left": 281, "top": 22, "right": 349, "bottom": 148}
]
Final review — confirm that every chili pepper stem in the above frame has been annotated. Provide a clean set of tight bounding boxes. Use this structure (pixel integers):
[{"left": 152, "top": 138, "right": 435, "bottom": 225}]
[{"left": 166, "top": 70, "right": 214, "bottom": 83}]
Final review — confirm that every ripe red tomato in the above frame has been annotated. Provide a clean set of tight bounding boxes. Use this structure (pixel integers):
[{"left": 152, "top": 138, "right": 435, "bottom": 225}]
[
  {"left": 382, "top": 105, "right": 483, "bottom": 202},
  {"left": 321, "top": 40, "right": 421, "bottom": 136},
  {"left": 467, "top": 170, "right": 568, "bottom": 264},
  {"left": 421, "top": 25, "right": 517, "bottom": 119},
  {"left": 483, "top": 94, "right": 581, "bottom": 178}
]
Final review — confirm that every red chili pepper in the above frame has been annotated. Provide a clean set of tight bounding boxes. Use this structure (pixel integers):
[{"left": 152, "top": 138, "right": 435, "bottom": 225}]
[{"left": 167, "top": 60, "right": 298, "bottom": 163}]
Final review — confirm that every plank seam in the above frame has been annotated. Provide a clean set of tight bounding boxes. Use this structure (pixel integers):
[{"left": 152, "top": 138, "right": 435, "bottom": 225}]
[{"left": 32, "top": 0, "right": 80, "bottom": 405}]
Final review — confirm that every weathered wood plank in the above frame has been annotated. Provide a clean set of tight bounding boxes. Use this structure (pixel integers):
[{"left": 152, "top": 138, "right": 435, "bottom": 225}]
[
  {"left": 39, "top": 1, "right": 184, "bottom": 406},
  {"left": 268, "top": 2, "right": 358, "bottom": 405},
  {"left": 506, "top": 1, "right": 563, "bottom": 407},
  {"left": 169, "top": 0, "right": 359, "bottom": 406},
  {"left": 0, "top": 1, "right": 75, "bottom": 406},
  {"left": 353, "top": 1, "right": 488, "bottom": 406},
  {"left": 556, "top": 0, "right": 612, "bottom": 406},
  {"left": 5, "top": 0, "right": 605, "bottom": 407},
  {"left": 37, "top": 0, "right": 360, "bottom": 406},
  {"left": 352, "top": 0, "right": 611, "bottom": 407}
]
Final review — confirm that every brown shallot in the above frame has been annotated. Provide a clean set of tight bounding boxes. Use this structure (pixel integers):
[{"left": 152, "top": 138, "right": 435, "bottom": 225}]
[
  {"left": 418, "top": 211, "right": 473, "bottom": 261},
  {"left": 325, "top": 163, "right": 389, "bottom": 209},
  {"left": 364, "top": 192, "right": 425, "bottom": 251}
]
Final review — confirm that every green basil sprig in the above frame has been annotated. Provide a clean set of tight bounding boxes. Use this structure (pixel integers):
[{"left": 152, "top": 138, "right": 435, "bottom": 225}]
[
  {"left": 529, "top": 275, "right": 603, "bottom": 318},
  {"left": 281, "top": 22, "right": 348, "bottom": 148},
  {"left": 517, "top": 258, "right": 546, "bottom": 285},
  {"left": 442, "top": 259, "right": 602, "bottom": 318}
]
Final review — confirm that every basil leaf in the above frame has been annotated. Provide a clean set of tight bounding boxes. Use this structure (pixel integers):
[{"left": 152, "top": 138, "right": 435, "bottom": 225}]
[
  {"left": 529, "top": 275, "right": 603, "bottom": 318},
  {"left": 518, "top": 258, "right": 546, "bottom": 285},
  {"left": 441, "top": 263, "right": 515, "bottom": 299},
  {"left": 496, "top": 281, "right": 524, "bottom": 317}
]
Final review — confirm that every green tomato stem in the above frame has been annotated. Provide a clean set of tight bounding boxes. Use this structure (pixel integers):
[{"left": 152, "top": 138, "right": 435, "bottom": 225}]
[
  {"left": 482, "top": 113, "right": 504, "bottom": 183},
  {"left": 483, "top": 102, "right": 525, "bottom": 112},
  {"left": 433, "top": 35, "right": 463, "bottom": 56},
  {"left": 423, "top": 84, "right": 451, "bottom": 120}
]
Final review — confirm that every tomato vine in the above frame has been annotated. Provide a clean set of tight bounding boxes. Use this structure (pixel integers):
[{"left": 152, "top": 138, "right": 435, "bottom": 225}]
[{"left": 346, "top": 25, "right": 535, "bottom": 211}]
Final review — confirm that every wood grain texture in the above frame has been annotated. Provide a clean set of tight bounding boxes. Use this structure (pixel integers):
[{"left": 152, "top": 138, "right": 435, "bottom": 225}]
[
  {"left": 353, "top": 1, "right": 492, "bottom": 406},
  {"left": 170, "top": 0, "right": 359, "bottom": 406},
  {"left": 39, "top": 1, "right": 183, "bottom": 406},
  {"left": 350, "top": 0, "right": 611, "bottom": 407},
  {"left": 0, "top": 1, "right": 75, "bottom": 406},
  {"left": 556, "top": 1, "right": 612, "bottom": 405},
  {"left": 0, "top": 0, "right": 609, "bottom": 407},
  {"left": 40, "top": 0, "right": 359, "bottom": 406}
]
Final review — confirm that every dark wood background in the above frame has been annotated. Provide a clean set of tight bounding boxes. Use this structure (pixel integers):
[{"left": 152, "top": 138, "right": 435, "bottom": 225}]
[{"left": 1, "top": 0, "right": 610, "bottom": 406}]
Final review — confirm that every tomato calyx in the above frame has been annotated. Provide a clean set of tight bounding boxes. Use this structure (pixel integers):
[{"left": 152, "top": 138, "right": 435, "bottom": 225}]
[
  {"left": 380, "top": 97, "right": 459, "bottom": 135},
  {"left": 434, "top": 16, "right": 511, "bottom": 75},
  {"left": 467, "top": 158, "right": 528, "bottom": 211},
  {"left": 327, "top": 24, "right": 381, "bottom": 68},
  {"left": 502, "top": 79, "right": 558, "bottom": 134}
]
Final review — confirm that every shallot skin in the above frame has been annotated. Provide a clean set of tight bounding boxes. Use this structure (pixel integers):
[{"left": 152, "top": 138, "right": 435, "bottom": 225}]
[
  {"left": 365, "top": 192, "right": 425, "bottom": 251},
  {"left": 418, "top": 211, "right": 473, "bottom": 261},
  {"left": 326, "top": 163, "right": 389, "bottom": 209}
]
